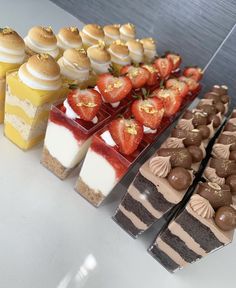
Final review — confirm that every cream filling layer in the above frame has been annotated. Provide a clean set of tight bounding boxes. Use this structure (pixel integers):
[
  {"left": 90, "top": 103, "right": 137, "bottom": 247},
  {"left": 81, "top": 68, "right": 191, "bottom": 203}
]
[
  {"left": 44, "top": 121, "right": 90, "bottom": 168},
  {"left": 5, "top": 87, "right": 50, "bottom": 118},
  {"left": 5, "top": 113, "right": 47, "bottom": 140},
  {"left": 79, "top": 148, "right": 117, "bottom": 197},
  {"left": 168, "top": 222, "right": 207, "bottom": 256},
  {"left": 155, "top": 238, "right": 188, "bottom": 268},
  {"left": 118, "top": 205, "right": 148, "bottom": 230},
  {"left": 57, "top": 34, "right": 82, "bottom": 50},
  {"left": 127, "top": 185, "right": 162, "bottom": 219},
  {"left": 24, "top": 36, "right": 59, "bottom": 58},
  {"left": 58, "top": 57, "right": 90, "bottom": 81}
]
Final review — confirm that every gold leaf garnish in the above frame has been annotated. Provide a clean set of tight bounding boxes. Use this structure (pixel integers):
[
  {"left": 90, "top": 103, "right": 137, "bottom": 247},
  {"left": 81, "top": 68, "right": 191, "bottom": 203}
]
[
  {"left": 43, "top": 26, "right": 53, "bottom": 33},
  {"left": 37, "top": 53, "right": 49, "bottom": 60},
  {"left": 113, "top": 39, "right": 126, "bottom": 46},
  {"left": 70, "top": 26, "right": 78, "bottom": 33},
  {"left": 1, "top": 27, "right": 14, "bottom": 34},
  {"left": 125, "top": 122, "right": 137, "bottom": 135},
  {"left": 128, "top": 68, "right": 140, "bottom": 79},
  {"left": 104, "top": 80, "right": 122, "bottom": 92},
  {"left": 77, "top": 102, "right": 97, "bottom": 108},
  {"left": 127, "top": 23, "right": 136, "bottom": 31},
  {"left": 142, "top": 65, "right": 157, "bottom": 73},
  {"left": 75, "top": 48, "right": 87, "bottom": 54},
  {"left": 98, "top": 40, "right": 105, "bottom": 49},
  {"left": 139, "top": 102, "right": 157, "bottom": 114}
]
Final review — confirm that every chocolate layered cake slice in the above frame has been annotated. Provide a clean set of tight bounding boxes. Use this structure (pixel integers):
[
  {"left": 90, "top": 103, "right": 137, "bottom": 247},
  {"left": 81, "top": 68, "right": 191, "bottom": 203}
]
[
  {"left": 149, "top": 181, "right": 236, "bottom": 272},
  {"left": 114, "top": 147, "right": 194, "bottom": 237}
]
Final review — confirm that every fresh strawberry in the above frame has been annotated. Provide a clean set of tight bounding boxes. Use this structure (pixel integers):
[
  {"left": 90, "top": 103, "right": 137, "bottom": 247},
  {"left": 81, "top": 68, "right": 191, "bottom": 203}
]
[
  {"left": 131, "top": 97, "right": 164, "bottom": 129},
  {"left": 165, "top": 78, "right": 189, "bottom": 98},
  {"left": 97, "top": 73, "right": 132, "bottom": 103},
  {"left": 67, "top": 88, "right": 102, "bottom": 121},
  {"left": 183, "top": 66, "right": 203, "bottom": 81},
  {"left": 166, "top": 53, "right": 181, "bottom": 70},
  {"left": 108, "top": 117, "right": 143, "bottom": 155},
  {"left": 179, "top": 76, "right": 200, "bottom": 93},
  {"left": 152, "top": 88, "right": 182, "bottom": 117},
  {"left": 154, "top": 57, "right": 173, "bottom": 79},
  {"left": 121, "top": 65, "right": 149, "bottom": 89},
  {"left": 141, "top": 64, "right": 159, "bottom": 86}
]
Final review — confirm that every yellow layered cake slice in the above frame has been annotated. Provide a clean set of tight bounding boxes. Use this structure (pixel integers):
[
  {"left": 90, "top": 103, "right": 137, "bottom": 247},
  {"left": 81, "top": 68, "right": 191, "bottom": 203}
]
[
  {"left": 4, "top": 53, "right": 67, "bottom": 150},
  {"left": 0, "top": 27, "right": 25, "bottom": 123}
]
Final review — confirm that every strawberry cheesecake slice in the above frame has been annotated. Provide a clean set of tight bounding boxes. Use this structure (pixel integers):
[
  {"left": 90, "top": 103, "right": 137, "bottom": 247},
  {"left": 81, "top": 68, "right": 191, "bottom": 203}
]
[
  {"left": 41, "top": 88, "right": 109, "bottom": 179},
  {"left": 75, "top": 117, "right": 146, "bottom": 207}
]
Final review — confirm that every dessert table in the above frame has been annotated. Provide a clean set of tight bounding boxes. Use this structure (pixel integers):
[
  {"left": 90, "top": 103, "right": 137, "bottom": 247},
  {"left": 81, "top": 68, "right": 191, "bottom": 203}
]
[{"left": 0, "top": 1, "right": 235, "bottom": 287}]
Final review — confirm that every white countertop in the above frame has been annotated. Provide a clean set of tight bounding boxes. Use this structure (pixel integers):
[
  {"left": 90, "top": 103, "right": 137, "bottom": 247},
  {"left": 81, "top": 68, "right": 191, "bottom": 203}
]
[{"left": 0, "top": 1, "right": 235, "bottom": 287}]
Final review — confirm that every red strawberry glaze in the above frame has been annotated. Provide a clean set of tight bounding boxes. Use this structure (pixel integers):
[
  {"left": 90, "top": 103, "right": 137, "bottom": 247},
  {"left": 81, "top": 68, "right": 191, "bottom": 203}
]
[
  {"left": 49, "top": 104, "right": 110, "bottom": 143},
  {"left": 90, "top": 128, "right": 148, "bottom": 179}
]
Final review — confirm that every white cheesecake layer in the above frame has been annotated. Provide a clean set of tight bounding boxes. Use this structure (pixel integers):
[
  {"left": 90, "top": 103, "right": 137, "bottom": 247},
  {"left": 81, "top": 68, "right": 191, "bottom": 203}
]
[
  {"left": 80, "top": 148, "right": 116, "bottom": 196},
  {"left": 44, "top": 121, "right": 90, "bottom": 169}
]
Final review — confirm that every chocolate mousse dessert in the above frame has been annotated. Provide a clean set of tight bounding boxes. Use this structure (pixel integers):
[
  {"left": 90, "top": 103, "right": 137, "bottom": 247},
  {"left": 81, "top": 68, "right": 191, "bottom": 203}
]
[
  {"left": 113, "top": 85, "right": 229, "bottom": 238},
  {"left": 113, "top": 147, "right": 194, "bottom": 237},
  {"left": 148, "top": 181, "right": 235, "bottom": 272}
]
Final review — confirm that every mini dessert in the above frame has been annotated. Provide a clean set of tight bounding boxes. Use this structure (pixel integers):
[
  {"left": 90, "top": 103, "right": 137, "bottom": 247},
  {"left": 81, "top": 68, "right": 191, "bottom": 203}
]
[
  {"left": 126, "top": 39, "right": 144, "bottom": 65},
  {"left": 149, "top": 182, "right": 235, "bottom": 272},
  {"left": 140, "top": 38, "right": 157, "bottom": 64},
  {"left": 87, "top": 41, "right": 111, "bottom": 86},
  {"left": 0, "top": 27, "right": 25, "bottom": 123},
  {"left": 119, "top": 23, "right": 136, "bottom": 42},
  {"left": 4, "top": 54, "right": 66, "bottom": 150},
  {"left": 42, "top": 88, "right": 108, "bottom": 179},
  {"left": 114, "top": 147, "right": 194, "bottom": 237},
  {"left": 80, "top": 24, "right": 104, "bottom": 50},
  {"left": 24, "top": 26, "right": 59, "bottom": 59},
  {"left": 103, "top": 24, "right": 120, "bottom": 46},
  {"left": 75, "top": 116, "right": 146, "bottom": 206},
  {"left": 108, "top": 40, "right": 131, "bottom": 72},
  {"left": 57, "top": 26, "right": 82, "bottom": 53},
  {"left": 42, "top": 72, "right": 133, "bottom": 179},
  {"left": 57, "top": 48, "right": 91, "bottom": 89}
]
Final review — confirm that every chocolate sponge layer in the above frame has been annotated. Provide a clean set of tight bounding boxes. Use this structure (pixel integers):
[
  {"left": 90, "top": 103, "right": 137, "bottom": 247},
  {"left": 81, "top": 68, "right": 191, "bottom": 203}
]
[
  {"left": 133, "top": 173, "right": 173, "bottom": 212},
  {"left": 175, "top": 210, "right": 223, "bottom": 252}
]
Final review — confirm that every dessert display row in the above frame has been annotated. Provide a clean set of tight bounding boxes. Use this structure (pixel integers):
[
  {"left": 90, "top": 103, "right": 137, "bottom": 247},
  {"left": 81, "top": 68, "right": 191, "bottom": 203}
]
[
  {"left": 149, "top": 108, "right": 236, "bottom": 272},
  {"left": 1, "top": 23, "right": 234, "bottom": 273}
]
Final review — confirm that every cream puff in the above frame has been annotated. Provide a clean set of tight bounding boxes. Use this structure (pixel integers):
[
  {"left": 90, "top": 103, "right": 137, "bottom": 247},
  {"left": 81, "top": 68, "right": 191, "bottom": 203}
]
[
  {"left": 58, "top": 48, "right": 91, "bottom": 85},
  {"left": 24, "top": 26, "right": 59, "bottom": 59},
  {"left": 108, "top": 40, "right": 130, "bottom": 72},
  {"left": 126, "top": 39, "right": 144, "bottom": 64},
  {"left": 80, "top": 24, "right": 104, "bottom": 49},
  {"left": 57, "top": 26, "right": 82, "bottom": 52},
  {"left": 140, "top": 37, "right": 157, "bottom": 63},
  {"left": 103, "top": 24, "right": 120, "bottom": 46},
  {"left": 87, "top": 41, "right": 111, "bottom": 74},
  {"left": 119, "top": 23, "right": 136, "bottom": 42}
]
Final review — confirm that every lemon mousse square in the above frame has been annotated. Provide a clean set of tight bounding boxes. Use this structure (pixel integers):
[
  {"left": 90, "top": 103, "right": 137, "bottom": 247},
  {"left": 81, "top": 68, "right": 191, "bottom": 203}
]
[
  {"left": 4, "top": 54, "right": 67, "bottom": 150},
  {"left": 0, "top": 27, "right": 26, "bottom": 123}
]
